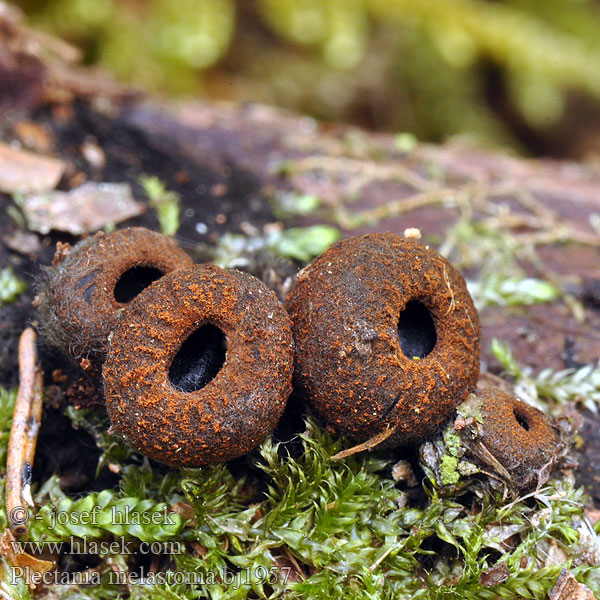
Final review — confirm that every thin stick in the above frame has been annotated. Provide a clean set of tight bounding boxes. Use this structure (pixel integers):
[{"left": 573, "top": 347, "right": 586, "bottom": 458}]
[
  {"left": 282, "top": 545, "right": 306, "bottom": 581},
  {"left": 6, "top": 327, "right": 44, "bottom": 536},
  {"left": 330, "top": 424, "right": 397, "bottom": 461},
  {"left": 288, "top": 155, "right": 436, "bottom": 193},
  {"left": 341, "top": 188, "right": 456, "bottom": 228}
]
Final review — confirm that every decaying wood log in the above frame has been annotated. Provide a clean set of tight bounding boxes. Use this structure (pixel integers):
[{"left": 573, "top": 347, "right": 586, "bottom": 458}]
[{"left": 122, "top": 99, "right": 600, "bottom": 370}]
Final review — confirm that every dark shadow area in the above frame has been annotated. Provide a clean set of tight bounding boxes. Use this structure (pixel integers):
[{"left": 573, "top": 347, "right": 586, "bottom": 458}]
[
  {"left": 513, "top": 407, "right": 530, "bottom": 431},
  {"left": 34, "top": 406, "right": 119, "bottom": 493},
  {"left": 398, "top": 300, "right": 437, "bottom": 359},
  {"left": 169, "top": 324, "right": 227, "bottom": 392},
  {"left": 114, "top": 266, "right": 163, "bottom": 303}
]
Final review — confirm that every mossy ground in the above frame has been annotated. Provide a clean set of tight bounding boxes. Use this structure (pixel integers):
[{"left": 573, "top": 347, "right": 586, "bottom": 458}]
[{"left": 0, "top": 377, "right": 599, "bottom": 599}]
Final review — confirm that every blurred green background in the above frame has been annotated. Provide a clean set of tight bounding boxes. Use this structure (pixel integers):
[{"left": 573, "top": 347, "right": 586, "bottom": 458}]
[{"left": 14, "top": 0, "right": 600, "bottom": 159}]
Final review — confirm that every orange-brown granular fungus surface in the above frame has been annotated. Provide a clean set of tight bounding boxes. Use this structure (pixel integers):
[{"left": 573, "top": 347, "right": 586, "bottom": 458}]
[
  {"left": 38, "top": 227, "right": 192, "bottom": 359},
  {"left": 474, "top": 388, "right": 561, "bottom": 488},
  {"left": 103, "top": 264, "right": 294, "bottom": 467},
  {"left": 285, "top": 233, "right": 480, "bottom": 446}
]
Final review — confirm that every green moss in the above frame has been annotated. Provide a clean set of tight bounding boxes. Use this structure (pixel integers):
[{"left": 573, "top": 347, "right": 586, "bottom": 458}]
[
  {"left": 0, "top": 388, "right": 16, "bottom": 469},
  {"left": 0, "top": 388, "right": 17, "bottom": 533},
  {"left": 0, "top": 354, "right": 597, "bottom": 600},
  {"left": 6, "top": 416, "right": 598, "bottom": 597},
  {"left": 469, "top": 275, "right": 560, "bottom": 309},
  {"left": 138, "top": 176, "right": 181, "bottom": 237},
  {"left": 29, "top": 485, "right": 184, "bottom": 543},
  {"left": 440, "top": 455, "right": 461, "bottom": 485},
  {"left": 214, "top": 225, "right": 340, "bottom": 267},
  {"left": 0, "top": 268, "right": 27, "bottom": 306}
]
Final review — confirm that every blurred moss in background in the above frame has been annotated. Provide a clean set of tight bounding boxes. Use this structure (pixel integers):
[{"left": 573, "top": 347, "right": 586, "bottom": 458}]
[{"left": 13, "top": 0, "right": 600, "bottom": 158}]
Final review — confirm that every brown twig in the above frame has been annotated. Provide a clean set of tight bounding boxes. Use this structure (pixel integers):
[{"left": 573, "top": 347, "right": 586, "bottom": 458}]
[
  {"left": 287, "top": 155, "right": 436, "bottom": 193},
  {"left": 0, "top": 528, "right": 54, "bottom": 575},
  {"left": 330, "top": 424, "right": 398, "bottom": 461},
  {"left": 282, "top": 545, "right": 306, "bottom": 581},
  {"left": 338, "top": 188, "right": 456, "bottom": 228},
  {"left": 6, "top": 327, "right": 44, "bottom": 536}
]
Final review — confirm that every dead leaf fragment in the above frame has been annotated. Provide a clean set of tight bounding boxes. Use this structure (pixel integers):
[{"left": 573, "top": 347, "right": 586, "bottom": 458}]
[
  {"left": 478, "top": 562, "right": 510, "bottom": 587},
  {"left": 550, "top": 569, "right": 595, "bottom": 600},
  {"left": 0, "top": 142, "right": 64, "bottom": 194},
  {"left": 544, "top": 538, "right": 568, "bottom": 567},
  {"left": 585, "top": 509, "right": 600, "bottom": 525},
  {"left": 22, "top": 182, "right": 143, "bottom": 235},
  {"left": 81, "top": 141, "right": 106, "bottom": 170},
  {"left": 2, "top": 230, "right": 41, "bottom": 256},
  {"left": 13, "top": 121, "right": 54, "bottom": 153},
  {"left": 52, "top": 241, "right": 72, "bottom": 265},
  {"left": 391, "top": 460, "right": 418, "bottom": 486},
  {"left": 171, "top": 502, "right": 195, "bottom": 523},
  {"left": 0, "top": 528, "right": 54, "bottom": 575}
]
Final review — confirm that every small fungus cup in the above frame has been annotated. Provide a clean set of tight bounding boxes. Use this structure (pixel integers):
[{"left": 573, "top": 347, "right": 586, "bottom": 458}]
[
  {"left": 285, "top": 232, "right": 481, "bottom": 446},
  {"left": 38, "top": 227, "right": 192, "bottom": 359},
  {"left": 103, "top": 264, "right": 294, "bottom": 467},
  {"left": 469, "top": 387, "right": 561, "bottom": 488}
]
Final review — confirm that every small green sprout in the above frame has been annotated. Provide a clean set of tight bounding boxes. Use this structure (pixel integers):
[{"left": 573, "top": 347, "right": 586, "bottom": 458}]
[
  {"left": 272, "top": 191, "right": 322, "bottom": 218},
  {"left": 0, "top": 267, "right": 27, "bottom": 306},
  {"left": 139, "top": 175, "right": 181, "bottom": 237},
  {"left": 394, "top": 132, "right": 418, "bottom": 153},
  {"left": 491, "top": 338, "right": 523, "bottom": 379},
  {"left": 214, "top": 225, "right": 340, "bottom": 267},
  {"left": 273, "top": 225, "right": 340, "bottom": 262},
  {"left": 468, "top": 274, "right": 560, "bottom": 309}
]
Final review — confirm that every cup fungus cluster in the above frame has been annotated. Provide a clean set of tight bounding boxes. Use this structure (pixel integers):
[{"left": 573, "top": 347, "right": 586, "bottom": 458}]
[
  {"left": 39, "top": 228, "right": 562, "bottom": 482},
  {"left": 39, "top": 227, "right": 294, "bottom": 467}
]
